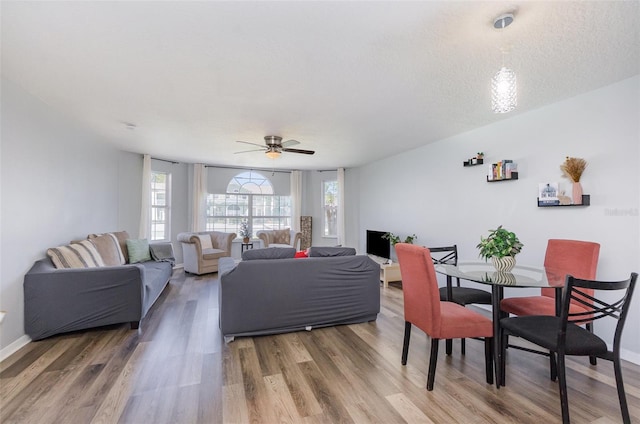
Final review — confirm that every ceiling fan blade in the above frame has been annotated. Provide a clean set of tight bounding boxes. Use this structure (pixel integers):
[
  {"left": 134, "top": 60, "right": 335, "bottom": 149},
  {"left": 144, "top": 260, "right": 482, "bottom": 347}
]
[
  {"left": 236, "top": 140, "right": 266, "bottom": 148},
  {"left": 234, "top": 148, "right": 266, "bottom": 154},
  {"left": 283, "top": 148, "right": 315, "bottom": 155},
  {"left": 281, "top": 139, "right": 300, "bottom": 147}
]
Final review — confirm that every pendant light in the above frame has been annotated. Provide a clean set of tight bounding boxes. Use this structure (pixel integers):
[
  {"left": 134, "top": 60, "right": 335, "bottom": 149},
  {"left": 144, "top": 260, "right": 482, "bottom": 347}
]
[{"left": 491, "top": 13, "right": 517, "bottom": 114}]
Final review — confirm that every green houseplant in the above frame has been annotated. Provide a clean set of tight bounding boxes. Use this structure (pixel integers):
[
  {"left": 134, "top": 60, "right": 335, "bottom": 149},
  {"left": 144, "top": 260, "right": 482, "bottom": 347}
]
[
  {"left": 382, "top": 232, "right": 417, "bottom": 245},
  {"left": 476, "top": 225, "right": 523, "bottom": 272}
]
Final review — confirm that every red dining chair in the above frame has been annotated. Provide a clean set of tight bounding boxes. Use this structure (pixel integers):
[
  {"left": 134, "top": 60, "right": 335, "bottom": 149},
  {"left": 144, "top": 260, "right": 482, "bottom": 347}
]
[
  {"left": 500, "top": 239, "right": 600, "bottom": 376},
  {"left": 395, "top": 243, "right": 494, "bottom": 390}
]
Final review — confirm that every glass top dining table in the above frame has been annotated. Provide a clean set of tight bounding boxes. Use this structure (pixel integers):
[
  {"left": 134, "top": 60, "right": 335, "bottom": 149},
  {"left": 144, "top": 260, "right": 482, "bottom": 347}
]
[{"left": 434, "top": 261, "right": 568, "bottom": 388}]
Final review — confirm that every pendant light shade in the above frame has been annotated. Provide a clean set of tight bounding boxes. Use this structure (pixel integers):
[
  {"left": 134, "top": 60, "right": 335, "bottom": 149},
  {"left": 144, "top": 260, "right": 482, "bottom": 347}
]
[
  {"left": 492, "top": 66, "right": 517, "bottom": 113},
  {"left": 491, "top": 13, "right": 517, "bottom": 114}
]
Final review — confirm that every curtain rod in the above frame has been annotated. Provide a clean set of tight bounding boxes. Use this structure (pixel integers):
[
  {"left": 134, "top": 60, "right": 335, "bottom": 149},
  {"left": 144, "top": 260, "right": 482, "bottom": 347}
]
[
  {"left": 151, "top": 157, "right": 180, "bottom": 164},
  {"left": 205, "top": 164, "right": 292, "bottom": 174}
]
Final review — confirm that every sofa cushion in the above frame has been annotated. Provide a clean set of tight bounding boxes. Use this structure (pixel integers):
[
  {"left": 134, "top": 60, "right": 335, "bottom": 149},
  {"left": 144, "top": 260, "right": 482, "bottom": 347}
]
[
  {"left": 202, "top": 248, "right": 228, "bottom": 260},
  {"left": 47, "top": 240, "right": 105, "bottom": 269},
  {"left": 90, "top": 233, "right": 126, "bottom": 266},
  {"left": 273, "top": 229, "right": 291, "bottom": 245},
  {"left": 196, "top": 234, "right": 213, "bottom": 250},
  {"left": 127, "top": 238, "right": 152, "bottom": 264},
  {"left": 89, "top": 231, "right": 131, "bottom": 263},
  {"left": 307, "top": 246, "right": 357, "bottom": 257},
  {"left": 242, "top": 247, "right": 296, "bottom": 261}
]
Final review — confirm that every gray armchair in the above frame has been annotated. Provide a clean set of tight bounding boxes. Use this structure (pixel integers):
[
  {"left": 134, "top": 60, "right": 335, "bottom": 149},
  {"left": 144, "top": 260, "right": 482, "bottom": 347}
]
[
  {"left": 256, "top": 229, "right": 301, "bottom": 250},
  {"left": 177, "top": 231, "right": 236, "bottom": 275}
]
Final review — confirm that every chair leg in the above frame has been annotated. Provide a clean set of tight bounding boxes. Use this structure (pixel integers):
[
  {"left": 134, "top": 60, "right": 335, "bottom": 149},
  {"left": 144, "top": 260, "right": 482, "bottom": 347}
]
[
  {"left": 587, "top": 323, "right": 597, "bottom": 365},
  {"left": 446, "top": 339, "right": 453, "bottom": 355},
  {"left": 401, "top": 321, "right": 411, "bottom": 365},
  {"left": 461, "top": 338, "right": 466, "bottom": 355},
  {"left": 612, "top": 354, "right": 631, "bottom": 424},
  {"left": 557, "top": 352, "right": 570, "bottom": 424},
  {"left": 550, "top": 352, "right": 558, "bottom": 381},
  {"left": 427, "top": 338, "right": 439, "bottom": 391},
  {"left": 484, "top": 337, "right": 494, "bottom": 385},
  {"left": 500, "top": 330, "right": 508, "bottom": 386}
]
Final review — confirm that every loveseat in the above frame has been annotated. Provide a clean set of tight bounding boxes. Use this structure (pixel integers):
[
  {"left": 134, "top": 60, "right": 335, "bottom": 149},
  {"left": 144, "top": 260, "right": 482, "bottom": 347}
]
[
  {"left": 24, "top": 231, "right": 174, "bottom": 340},
  {"left": 256, "top": 228, "right": 301, "bottom": 250},
  {"left": 218, "top": 246, "right": 380, "bottom": 341},
  {"left": 177, "top": 231, "right": 236, "bottom": 275}
]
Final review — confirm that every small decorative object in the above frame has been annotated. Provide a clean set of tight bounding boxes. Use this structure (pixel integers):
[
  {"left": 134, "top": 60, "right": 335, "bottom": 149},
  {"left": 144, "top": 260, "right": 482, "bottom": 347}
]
[
  {"left": 538, "top": 182, "right": 560, "bottom": 206},
  {"left": 476, "top": 225, "right": 523, "bottom": 272},
  {"left": 382, "top": 232, "right": 417, "bottom": 245},
  {"left": 558, "top": 191, "right": 572, "bottom": 205},
  {"left": 239, "top": 219, "right": 251, "bottom": 243},
  {"left": 476, "top": 152, "right": 484, "bottom": 159},
  {"left": 560, "top": 156, "right": 587, "bottom": 205}
]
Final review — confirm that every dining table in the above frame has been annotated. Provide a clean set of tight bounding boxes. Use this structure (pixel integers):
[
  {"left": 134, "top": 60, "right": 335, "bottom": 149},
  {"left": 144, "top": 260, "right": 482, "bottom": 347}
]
[{"left": 434, "top": 261, "right": 567, "bottom": 388}]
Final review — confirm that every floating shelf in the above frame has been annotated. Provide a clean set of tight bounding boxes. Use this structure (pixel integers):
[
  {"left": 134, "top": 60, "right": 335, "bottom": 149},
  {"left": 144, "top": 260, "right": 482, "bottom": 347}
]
[
  {"left": 538, "top": 195, "right": 590, "bottom": 207},
  {"left": 463, "top": 158, "right": 484, "bottom": 167},
  {"left": 487, "top": 172, "right": 518, "bottom": 182}
]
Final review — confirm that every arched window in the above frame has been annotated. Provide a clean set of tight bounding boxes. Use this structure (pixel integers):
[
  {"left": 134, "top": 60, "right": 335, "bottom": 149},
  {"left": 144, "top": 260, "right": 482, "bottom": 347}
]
[{"left": 206, "top": 171, "right": 291, "bottom": 236}]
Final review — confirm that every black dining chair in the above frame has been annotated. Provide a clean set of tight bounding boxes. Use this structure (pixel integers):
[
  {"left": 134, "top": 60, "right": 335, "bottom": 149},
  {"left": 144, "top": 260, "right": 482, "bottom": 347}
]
[
  {"left": 499, "top": 272, "right": 637, "bottom": 424},
  {"left": 431, "top": 245, "right": 492, "bottom": 354}
]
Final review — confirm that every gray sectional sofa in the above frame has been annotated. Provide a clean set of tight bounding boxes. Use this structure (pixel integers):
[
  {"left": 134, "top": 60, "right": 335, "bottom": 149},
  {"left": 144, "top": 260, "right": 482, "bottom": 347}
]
[
  {"left": 24, "top": 239, "right": 173, "bottom": 340},
  {"left": 218, "top": 247, "right": 380, "bottom": 341}
]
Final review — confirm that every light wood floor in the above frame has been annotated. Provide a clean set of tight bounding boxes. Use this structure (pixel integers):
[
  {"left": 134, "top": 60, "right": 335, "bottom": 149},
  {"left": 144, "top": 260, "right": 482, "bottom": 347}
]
[{"left": 1, "top": 270, "right": 639, "bottom": 423}]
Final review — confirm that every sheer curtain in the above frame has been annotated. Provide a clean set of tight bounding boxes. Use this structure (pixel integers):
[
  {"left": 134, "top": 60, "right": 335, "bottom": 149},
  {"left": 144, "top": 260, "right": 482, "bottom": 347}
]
[
  {"left": 191, "top": 163, "right": 207, "bottom": 232},
  {"left": 290, "top": 170, "right": 302, "bottom": 231},
  {"left": 139, "top": 154, "right": 151, "bottom": 239},
  {"left": 337, "top": 167, "right": 345, "bottom": 245}
]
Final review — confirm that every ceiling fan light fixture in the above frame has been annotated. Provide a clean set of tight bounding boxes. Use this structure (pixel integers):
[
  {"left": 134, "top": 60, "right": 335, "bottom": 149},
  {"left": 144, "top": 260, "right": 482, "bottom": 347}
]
[{"left": 265, "top": 149, "right": 281, "bottom": 159}]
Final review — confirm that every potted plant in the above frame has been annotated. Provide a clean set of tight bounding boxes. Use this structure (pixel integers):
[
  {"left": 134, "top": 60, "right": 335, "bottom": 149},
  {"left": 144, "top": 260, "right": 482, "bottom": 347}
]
[
  {"left": 476, "top": 225, "right": 523, "bottom": 272},
  {"left": 239, "top": 219, "right": 251, "bottom": 243},
  {"left": 382, "top": 232, "right": 417, "bottom": 245}
]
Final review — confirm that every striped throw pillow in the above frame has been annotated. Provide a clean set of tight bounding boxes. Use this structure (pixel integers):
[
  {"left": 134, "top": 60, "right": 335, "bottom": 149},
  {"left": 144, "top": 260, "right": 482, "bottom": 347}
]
[
  {"left": 47, "top": 240, "right": 105, "bottom": 269},
  {"left": 89, "top": 233, "right": 125, "bottom": 266}
]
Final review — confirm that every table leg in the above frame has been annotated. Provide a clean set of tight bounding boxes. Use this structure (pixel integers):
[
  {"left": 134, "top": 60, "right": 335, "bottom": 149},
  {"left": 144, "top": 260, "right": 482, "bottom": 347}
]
[{"left": 493, "top": 285, "right": 503, "bottom": 389}]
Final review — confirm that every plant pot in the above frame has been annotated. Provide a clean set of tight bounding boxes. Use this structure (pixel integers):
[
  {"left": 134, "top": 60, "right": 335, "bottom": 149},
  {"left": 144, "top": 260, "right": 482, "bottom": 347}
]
[
  {"left": 243, "top": 237, "right": 250, "bottom": 243},
  {"left": 572, "top": 182, "right": 583, "bottom": 205},
  {"left": 491, "top": 256, "right": 516, "bottom": 273}
]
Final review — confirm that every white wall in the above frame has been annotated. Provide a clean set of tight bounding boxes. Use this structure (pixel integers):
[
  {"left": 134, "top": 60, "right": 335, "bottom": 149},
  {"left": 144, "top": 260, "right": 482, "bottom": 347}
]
[
  {"left": 0, "top": 79, "right": 136, "bottom": 353},
  {"left": 347, "top": 76, "right": 640, "bottom": 362}
]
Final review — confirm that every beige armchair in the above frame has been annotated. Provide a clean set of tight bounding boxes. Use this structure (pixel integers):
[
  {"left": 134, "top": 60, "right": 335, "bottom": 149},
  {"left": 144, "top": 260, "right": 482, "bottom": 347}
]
[
  {"left": 256, "top": 228, "right": 301, "bottom": 250},
  {"left": 177, "top": 231, "right": 236, "bottom": 275}
]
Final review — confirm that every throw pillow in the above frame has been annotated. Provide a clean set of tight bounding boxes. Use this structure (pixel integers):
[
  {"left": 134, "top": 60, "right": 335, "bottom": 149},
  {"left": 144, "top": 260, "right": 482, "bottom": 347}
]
[
  {"left": 90, "top": 233, "right": 125, "bottom": 266},
  {"left": 47, "top": 240, "right": 105, "bottom": 269},
  {"left": 196, "top": 234, "right": 213, "bottom": 250},
  {"left": 307, "top": 246, "right": 356, "bottom": 257},
  {"left": 90, "top": 230, "right": 131, "bottom": 263},
  {"left": 126, "top": 238, "right": 152, "bottom": 264},
  {"left": 294, "top": 250, "right": 308, "bottom": 258},
  {"left": 242, "top": 247, "right": 296, "bottom": 261},
  {"left": 273, "top": 229, "right": 291, "bottom": 245}
]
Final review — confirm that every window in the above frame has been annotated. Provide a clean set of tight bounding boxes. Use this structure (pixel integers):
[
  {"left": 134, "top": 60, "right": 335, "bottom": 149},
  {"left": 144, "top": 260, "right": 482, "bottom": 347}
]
[
  {"left": 206, "top": 171, "right": 291, "bottom": 235},
  {"left": 150, "top": 171, "right": 171, "bottom": 241},
  {"left": 323, "top": 180, "right": 338, "bottom": 237}
]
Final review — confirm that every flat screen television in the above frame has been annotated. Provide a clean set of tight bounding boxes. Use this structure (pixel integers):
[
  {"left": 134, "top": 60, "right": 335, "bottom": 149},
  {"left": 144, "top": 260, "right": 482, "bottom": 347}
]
[{"left": 366, "top": 230, "right": 390, "bottom": 260}]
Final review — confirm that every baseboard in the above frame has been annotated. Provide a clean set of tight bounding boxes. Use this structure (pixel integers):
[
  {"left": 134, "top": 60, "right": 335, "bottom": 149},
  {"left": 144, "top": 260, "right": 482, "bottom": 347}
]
[
  {"left": 174, "top": 263, "right": 184, "bottom": 270},
  {"left": 0, "top": 335, "right": 31, "bottom": 363},
  {"left": 620, "top": 348, "right": 640, "bottom": 365}
]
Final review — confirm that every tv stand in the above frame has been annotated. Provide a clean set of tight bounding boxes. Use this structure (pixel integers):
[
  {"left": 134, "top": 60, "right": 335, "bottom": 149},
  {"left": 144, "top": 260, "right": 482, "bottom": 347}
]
[{"left": 380, "top": 262, "right": 402, "bottom": 288}]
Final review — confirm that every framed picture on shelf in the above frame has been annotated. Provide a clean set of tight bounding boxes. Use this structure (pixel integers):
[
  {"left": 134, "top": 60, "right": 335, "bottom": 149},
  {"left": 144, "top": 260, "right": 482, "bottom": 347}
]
[{"left": 538, "top": 182, "right": 560, "bottom": 205}]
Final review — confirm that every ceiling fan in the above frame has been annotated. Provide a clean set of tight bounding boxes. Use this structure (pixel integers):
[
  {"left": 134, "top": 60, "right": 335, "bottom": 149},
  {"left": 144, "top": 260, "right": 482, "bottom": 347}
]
[{"left": 235, "top": 135, "right": 315, "bottom": 159}]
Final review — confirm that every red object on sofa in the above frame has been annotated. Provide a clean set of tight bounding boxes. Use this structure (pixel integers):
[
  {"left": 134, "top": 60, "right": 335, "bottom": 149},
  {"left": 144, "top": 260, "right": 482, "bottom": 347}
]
[{"left": 294, "top": 250, "right": 308, "bottom": 258}]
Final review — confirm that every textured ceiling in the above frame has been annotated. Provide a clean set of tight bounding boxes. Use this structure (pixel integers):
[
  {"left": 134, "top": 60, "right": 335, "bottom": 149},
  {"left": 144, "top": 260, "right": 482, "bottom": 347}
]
[{"left": 2, "top": 1, "right": 639, "bottom": 170}]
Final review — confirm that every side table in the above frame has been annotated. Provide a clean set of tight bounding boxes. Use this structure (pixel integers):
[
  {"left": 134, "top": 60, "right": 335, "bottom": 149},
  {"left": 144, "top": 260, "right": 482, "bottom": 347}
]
[
  {"left": 241, "top": 243, "right": 254, "bottom": 253},
  {"left": 380, "top": 262, "right": 402, "bottom": 288}
]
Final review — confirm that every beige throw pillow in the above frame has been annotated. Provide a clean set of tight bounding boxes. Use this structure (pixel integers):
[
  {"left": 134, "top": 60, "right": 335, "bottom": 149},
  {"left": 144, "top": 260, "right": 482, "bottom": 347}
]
[
  {"left": 273, "top": 229, "right": 291, "bottom": 245},
  {"left": 47, "top": 240, "right": 105, "bottom": 269},
  {"left": 90, "top": 233, "right": 125, "bottom": 266}
]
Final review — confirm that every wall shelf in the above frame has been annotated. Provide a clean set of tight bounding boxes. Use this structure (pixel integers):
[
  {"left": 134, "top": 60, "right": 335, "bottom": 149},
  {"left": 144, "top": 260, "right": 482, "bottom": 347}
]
[
  {"left": 538, "top": 195, "right": 590, "bottom": 207},
  {"left": 463, "top": 158, "right": 483, "bottom": 167},
  {"left": 487, "top": 172, "right": 518, "bottom": 182}
]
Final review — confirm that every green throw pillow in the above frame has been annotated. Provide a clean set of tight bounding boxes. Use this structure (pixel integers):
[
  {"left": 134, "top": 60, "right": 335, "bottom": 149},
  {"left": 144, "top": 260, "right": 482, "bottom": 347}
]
[{"left": 126, "top": 238, "right": 151, "bottom": 264}]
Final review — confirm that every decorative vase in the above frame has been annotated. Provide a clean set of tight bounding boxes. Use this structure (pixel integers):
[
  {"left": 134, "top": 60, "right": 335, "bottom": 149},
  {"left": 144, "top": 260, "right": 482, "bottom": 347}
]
[
  {"left": 243, "top": 237, "right": 250, "bottom": 243},
  {"left": 572, "top": 182, "right": 583, "bottom": 205},
  {"left": 491, "top": 256, "right": 516, "bottom": 273}
]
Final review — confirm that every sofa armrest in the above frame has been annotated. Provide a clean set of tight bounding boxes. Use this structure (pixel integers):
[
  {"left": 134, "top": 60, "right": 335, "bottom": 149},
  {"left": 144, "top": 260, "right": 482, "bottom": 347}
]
[
  {"left": 210, "top": 231, "right": 237, "bottom": 253},
  {"left": 290, "top": 230, "right": 301, "bottom": 250},
  {"left": 256, "top": 231, "right": 270, "bottom": 247}
]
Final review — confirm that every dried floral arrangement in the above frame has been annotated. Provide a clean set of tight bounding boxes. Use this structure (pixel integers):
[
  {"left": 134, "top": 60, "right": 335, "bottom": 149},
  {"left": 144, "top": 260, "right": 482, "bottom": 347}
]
[{"left": 560, "top": 157, "right": 587, "bottom": 182}]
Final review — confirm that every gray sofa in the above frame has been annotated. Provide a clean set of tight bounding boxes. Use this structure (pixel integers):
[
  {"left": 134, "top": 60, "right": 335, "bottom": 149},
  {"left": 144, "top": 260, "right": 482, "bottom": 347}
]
[
  {"left": 24, "top": 253, "right": 172, "bottom": 341},
  {"left": 218, "top": 247, "right": 380, "bottom": 341}
]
